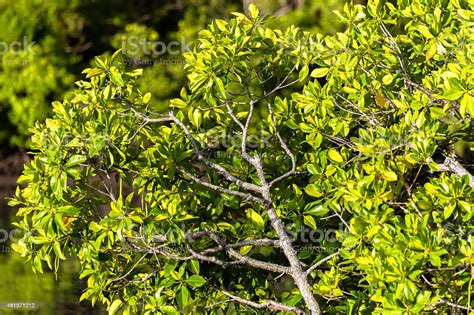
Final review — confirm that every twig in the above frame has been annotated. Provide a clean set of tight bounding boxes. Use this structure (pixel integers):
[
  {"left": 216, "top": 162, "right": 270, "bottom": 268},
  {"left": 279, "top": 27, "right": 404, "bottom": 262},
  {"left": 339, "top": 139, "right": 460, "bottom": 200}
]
[
  {"left": 428, "top": 155, "right": 474, "bottom": 187},
  {"left": 221, "top": 290, "right": 305, "bottom": 315},
  {"left": 305, "top": 251, "right": 340, "bottom": 276},
  {"left": 177, "top": 167, "right": 264, "bottom": 204},
  {"left": 169, "top": 111, "right": 263, "bottom": 194},
  {"left": 266, "top": 100, "right": 297, "bottom": 187}
]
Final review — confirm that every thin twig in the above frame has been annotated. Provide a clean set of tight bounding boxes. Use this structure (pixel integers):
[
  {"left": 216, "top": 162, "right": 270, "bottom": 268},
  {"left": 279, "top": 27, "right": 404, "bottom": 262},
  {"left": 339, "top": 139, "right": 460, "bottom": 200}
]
[{"left": 221, "top": 290, "right": 305, "bottom": 315}]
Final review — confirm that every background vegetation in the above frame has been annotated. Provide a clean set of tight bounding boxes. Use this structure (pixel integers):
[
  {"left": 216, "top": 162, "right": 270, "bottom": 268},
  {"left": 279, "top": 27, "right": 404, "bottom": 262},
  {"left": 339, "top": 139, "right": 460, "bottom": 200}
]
[
  {"left": 0, "top": 0, "right": 344, "bottom": 148},
  {"left": 0, "top": 1, "right": 344, "bottom": 313}
]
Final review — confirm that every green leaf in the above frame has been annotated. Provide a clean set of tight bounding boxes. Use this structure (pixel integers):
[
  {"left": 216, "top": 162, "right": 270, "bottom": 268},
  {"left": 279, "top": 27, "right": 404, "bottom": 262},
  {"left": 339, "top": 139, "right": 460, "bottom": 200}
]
[
  {"left": 191, "top": 109, "right": 202, "bottom": 128},
  {"left": 239, "top": 245, "right": 252, "bottom": 255},
  {"left": 429, "top": 107, "right": 445, "bottom": 118},
  {"left": 429, "top": 253, "right": 441, "bottom": 267},
  {"left": 303, "top": 215, "right": 317, "bottom": 230},
  {"left": 458, "top": 200, "right": 471, "bottom": 212},
  {"left": 381, "top": 170, "right": 398, "bottom": 181},
  {"left": 170, "top": 98, "right": 187, "bottom": 108},
  {"left": 103, "top": 85, "right": 112, "bottom": 100},
  {"left": 304, "top": 184, "right": 322, "bottom": 197},
  {"left": 143, "top": 92, "right": 152, "bottom": 104},
  {"left": 310, "top": 67, "right": 330, "bottom": 78},
  {"left": 11, "top": 241, "right": 27, "bottom": 255},
  {"left": 443, "top": 89, "right": 464, "bottom": 101},
  {"left": 443, "top": 204, "right": 455, "bottom": 219},
  {"left": 109, "top": 68, "right": 124, "bottom": 86},
  {"left": 128, "top": 68, "right": 143, "bottom": 77},
  {"left": 176, "top": 286, "right": 189, "bottom": 309},
  {"left": 305, "top": 205, "right": 330, "bottom": 217},
  {"left": 299, "top": 65, "right": 309, "bottom": 82},
  {"left": 53, "top": 241, "right": 66, "bottom": 260},
  {"left": 51, "top": 171, "right": 67, "bottom": 198},
  {"left": 215, "top": 77, "right": 225, "bottom": 98},
  {"left": 460, "top": 93, "right": 473, "bottom": 117},
  {"left": 231, "top": 12, "right": 252, "bottom": 24},
  {"left": 328, "top": 148, "right": 343, "bottom": 163},
  {"left": 33, "top": 255, "right": 43, "bottom": 274},
  {"left": 84, "top": 68, "right": 104, "bottom": 78},
  {"left": 187, "top": 260, "right": 200, "bottom": 275},
  {"left": 248, "top": 3, "right": 259, "bottom": 20},
  {"left": 184, "top": 275, "right": 206, "bottom": 287},
  {"left": 425, "top": 40, "right": 437, "bottom": 61},
  {"left": 58, "top": 205, "right": 81, "bottom": 216},
  {"left": 418, "top": 25, "right": 434, "bottom": 39},
  {"left": 109, "top": 299, "right": 123, "bottom": 315},
  {"left": 65, "top": 155, "right": 86, "bottom": 168},
  {"left": 94, "top": 57, "right": 107, "bottom": 69},
  {"left": 214, "top": 19, "right": 228, "bottom": 32},
  {"left": 110, "top": 49, "right": 123, "bottom": 63},
  {"left": 382, "top": 74, "right": 393, "bottom": 85},
  {"left": 246, "top": 209, "right": 264, "bottom": 228},
  {"left": 161, "top": 305, "right": 179, "bottom": 314}
]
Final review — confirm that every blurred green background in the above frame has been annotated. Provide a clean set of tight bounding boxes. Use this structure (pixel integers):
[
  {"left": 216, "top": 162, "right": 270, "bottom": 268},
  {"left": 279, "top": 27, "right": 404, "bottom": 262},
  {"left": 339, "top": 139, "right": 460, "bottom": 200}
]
[{"left": 0, "top": 0, "right": 345, "bottom": 313}]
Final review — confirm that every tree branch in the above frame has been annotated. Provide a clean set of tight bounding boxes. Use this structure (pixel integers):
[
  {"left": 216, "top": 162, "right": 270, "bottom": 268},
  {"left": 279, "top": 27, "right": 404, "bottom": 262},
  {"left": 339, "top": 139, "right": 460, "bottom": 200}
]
[
  {"left": 266, "top": 100, "right": 297, "bottom": 187},
  {"left": 221, "top": 290, "right": 305, "bottom": 315},
  {"left": 428, "top": 155, "right": 474, "bottom": 187},
  {"left": 130, "top": 106, "right": 263, "bottom": 194},
  {"left": 169, "top": 112, "right": 263, "bottom": 194},
  {"left": 305, "top": 251, "right": 340, "bottom": 276},
  {"left": 186, "top": 231, "right": 292, "bottom": 274},
  {"left": 177, "top": 166, "right": 264, "bottom": 204}
]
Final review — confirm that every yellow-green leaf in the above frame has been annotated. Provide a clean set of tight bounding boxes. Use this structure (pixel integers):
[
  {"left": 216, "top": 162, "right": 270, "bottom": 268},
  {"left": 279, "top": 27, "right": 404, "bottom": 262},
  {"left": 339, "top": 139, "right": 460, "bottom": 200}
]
[
  {"left": 381, "top": 170, "right": 398, "bottom": 181},
  {"left": 328, "top": 148, "right": 343, "bottom": 163},
  {"left": 240, "top": 245, "right": 252, "bottom": 255},
  {"left": 11, "top": 241, "right": 27, "bottom": 255},
  {"left": 418, "top": 25, "right": 434, "bottom": 39},
  {"left": 109, "top": 299, "right": 123, "bottom": 315},
  {"left": 299, "top": 65, "right": 309, "bottom": 82},
  {"left": 215, "top": 19, "right": 228, "bottom": 32},
  {"left": 310, "top": 67, "right": 330, "bottom": 78},
  {"left": 170, "top": 98, "right": 187, "bottom": 108},
  {"left": 248, "top": 3, "right": 259, "bottom": 20},
  {"left": 425, "top": 40, "right": 437, "bottom": 61},
  {"left": 143, "top": 92, "right": 151, "bottom": 104},
  {"left": 246, "top": 209, "right": 264, "bottom": 228},
  {"left": 304, "top": 184, "right": 322, "bottom": 197},
  {"left": 303, "top": 215, "right": 317, "bottom": 230},
  {"left": 382, "top": 74, "right": 393, "bottom": 85}
]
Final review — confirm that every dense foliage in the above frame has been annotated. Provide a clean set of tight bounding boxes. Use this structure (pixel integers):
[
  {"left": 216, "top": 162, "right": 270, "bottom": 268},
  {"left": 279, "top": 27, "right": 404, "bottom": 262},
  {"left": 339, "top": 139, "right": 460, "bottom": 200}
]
[
  {"left": 0, "top": 0, "right": 343, "bottom": 148},
  {"left": 10, "top": 1, "right": 473, "bottom": 314}
]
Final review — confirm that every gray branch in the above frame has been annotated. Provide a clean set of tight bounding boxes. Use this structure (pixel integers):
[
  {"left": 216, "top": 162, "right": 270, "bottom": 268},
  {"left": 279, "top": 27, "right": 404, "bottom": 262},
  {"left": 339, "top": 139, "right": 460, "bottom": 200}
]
[
  {"left": 428, "top": 156, "right": 474, "bottom": 188},
  {"left": 221, "top": 290, "right": 305, "bottom": 315}
]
